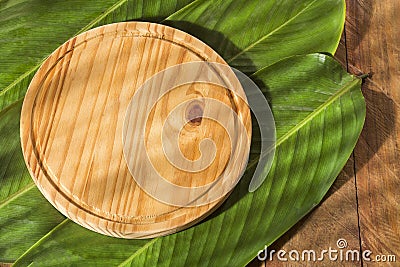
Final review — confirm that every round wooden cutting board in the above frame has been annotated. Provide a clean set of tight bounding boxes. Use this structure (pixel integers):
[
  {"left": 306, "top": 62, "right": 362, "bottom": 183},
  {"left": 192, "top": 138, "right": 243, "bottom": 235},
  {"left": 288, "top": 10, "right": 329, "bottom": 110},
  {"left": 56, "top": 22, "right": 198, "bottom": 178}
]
[{"left": 20, "top": 22, "right": 251, "bottom": 238}]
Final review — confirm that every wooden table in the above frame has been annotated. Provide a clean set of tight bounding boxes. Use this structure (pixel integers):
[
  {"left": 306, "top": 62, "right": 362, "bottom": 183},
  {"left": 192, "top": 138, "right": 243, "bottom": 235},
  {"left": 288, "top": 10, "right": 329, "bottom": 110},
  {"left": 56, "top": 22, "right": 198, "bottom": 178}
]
[{"left": 249, "top": 0, "right": 399, "bottom": 266}]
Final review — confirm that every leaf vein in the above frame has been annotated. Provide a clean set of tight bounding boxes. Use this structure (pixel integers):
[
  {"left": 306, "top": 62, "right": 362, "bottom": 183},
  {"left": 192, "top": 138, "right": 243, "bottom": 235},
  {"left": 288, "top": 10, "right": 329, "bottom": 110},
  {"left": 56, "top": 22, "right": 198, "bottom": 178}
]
[
  {"left": 0, "top": 183, "right": 35, "bottom": 210},
  {"left": 118, "top": 238, "right": 158, "bottom": 267},
  {"left": 227, "top": 0, "right": 319, "bottom": 63}
]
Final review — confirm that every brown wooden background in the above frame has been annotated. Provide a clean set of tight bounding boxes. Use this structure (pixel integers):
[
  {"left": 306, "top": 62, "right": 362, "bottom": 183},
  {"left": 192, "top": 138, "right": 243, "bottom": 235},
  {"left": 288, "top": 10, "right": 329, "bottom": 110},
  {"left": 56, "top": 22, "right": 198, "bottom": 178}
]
[{"left": 250, "top": 0, "right": 399, "bottom": 266}]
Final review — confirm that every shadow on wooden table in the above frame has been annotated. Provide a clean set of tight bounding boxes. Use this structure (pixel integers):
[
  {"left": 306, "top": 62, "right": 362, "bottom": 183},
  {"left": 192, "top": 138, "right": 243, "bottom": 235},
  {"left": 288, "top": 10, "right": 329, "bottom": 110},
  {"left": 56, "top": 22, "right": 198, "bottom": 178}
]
[{"left": 346, "top": 0, "right": 375, "bottom": 54}]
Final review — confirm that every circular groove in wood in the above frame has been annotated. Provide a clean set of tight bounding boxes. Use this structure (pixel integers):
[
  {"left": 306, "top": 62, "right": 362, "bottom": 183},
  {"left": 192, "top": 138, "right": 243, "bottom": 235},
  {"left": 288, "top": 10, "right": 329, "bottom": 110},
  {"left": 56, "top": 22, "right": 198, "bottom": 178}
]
[{"left": 20, "top": 22, "right": 251, "bottom": 238}]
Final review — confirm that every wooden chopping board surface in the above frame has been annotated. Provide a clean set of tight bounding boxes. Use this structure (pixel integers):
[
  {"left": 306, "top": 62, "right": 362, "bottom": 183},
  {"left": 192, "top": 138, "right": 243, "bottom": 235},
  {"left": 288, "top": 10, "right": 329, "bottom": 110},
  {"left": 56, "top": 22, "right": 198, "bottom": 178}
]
[{"left": 20, "top": 22, "right": 251, "bottom": 238}]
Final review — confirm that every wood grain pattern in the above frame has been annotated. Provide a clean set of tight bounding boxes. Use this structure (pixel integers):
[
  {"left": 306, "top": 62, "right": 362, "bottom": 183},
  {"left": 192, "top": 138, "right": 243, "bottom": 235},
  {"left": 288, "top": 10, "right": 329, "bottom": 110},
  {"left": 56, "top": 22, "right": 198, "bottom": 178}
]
[
  {"left": 264, "top": 157, "right": 362, "bottom": 266},
  {"left": 346, "top": 0, "right": 399, "bottom": 265},
  {"left": 20, "top": 22, "right": 251, "bottom": 239},
  {"left": 251, "top": 0, "right": 399, "bottom": 266}
]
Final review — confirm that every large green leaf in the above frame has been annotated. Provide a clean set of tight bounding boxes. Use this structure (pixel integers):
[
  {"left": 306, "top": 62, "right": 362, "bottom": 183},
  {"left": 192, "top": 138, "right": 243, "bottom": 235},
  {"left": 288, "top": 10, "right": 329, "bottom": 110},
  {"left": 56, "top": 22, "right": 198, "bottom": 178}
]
[
  {"left": 9, "top": 54, "right": 365, "bottom": 266},
  {"left": 0, "top": 0, "right": 363, "bottom": 266},
  {"left": 0, "top": 0, "right": 345, "bottom": 111}
]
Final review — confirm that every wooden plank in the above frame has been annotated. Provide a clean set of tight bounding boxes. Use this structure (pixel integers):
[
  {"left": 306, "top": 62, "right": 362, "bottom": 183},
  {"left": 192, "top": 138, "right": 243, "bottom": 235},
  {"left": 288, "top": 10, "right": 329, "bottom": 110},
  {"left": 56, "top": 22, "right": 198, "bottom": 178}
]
[
  {"left": 346, "top": 0, "right": 400, "bottom": 265},
  {"left": 263, "top": 158, "right": 361, "bottom": 266}
]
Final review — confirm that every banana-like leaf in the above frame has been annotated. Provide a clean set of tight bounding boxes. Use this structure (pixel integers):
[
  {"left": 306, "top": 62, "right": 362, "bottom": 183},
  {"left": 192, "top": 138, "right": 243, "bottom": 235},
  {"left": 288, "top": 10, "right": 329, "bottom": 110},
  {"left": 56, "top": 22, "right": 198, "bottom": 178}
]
[
  {"left": 10, "top": 54, "right": 365, "bottom": 266},
  {"left": 0, "top": 0, "right": 363, "bottom": 266},
  {"left": 0, "top": 0, "right": 345, "bottom": 111}
]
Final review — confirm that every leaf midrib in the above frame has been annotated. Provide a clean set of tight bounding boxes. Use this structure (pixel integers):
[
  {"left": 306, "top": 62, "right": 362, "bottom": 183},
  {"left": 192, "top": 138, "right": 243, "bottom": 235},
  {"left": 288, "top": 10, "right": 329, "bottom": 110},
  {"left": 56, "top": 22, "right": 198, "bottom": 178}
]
[
  {"left": 275, "top": 77, "right": 360, "bottom": 148},
  {"left": 117, "top": 239, "right": 158, "bottom": 267},
  {"left": 0, "top": 183, "right": 34, "bottom": 209},
  {"left": 77, "top": 0, "right": 129, "bottom": 35},
  {"left": 226, "top": 0, "right": 319, "bottom": 63},
  {"left": 13, "top": 219, "right": 70, "bottom": 265}
]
